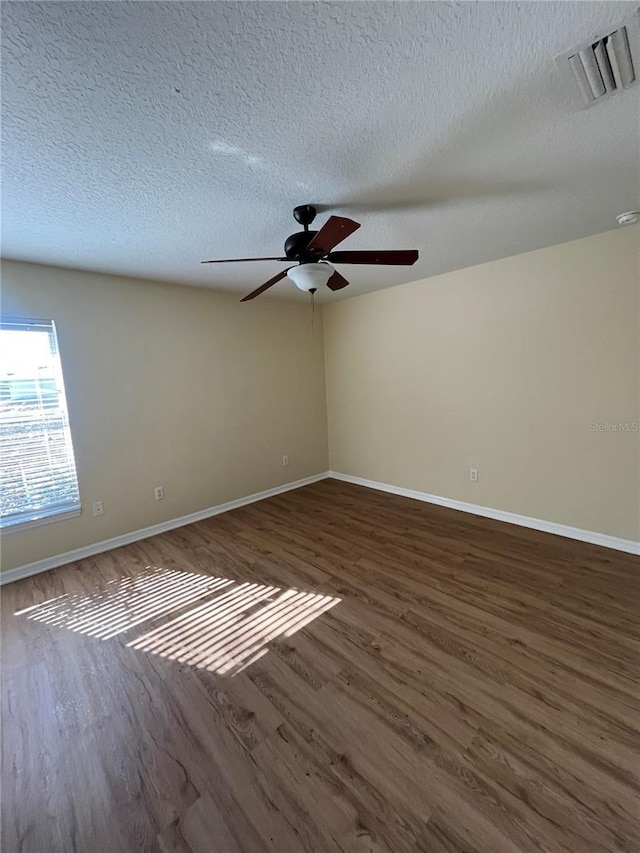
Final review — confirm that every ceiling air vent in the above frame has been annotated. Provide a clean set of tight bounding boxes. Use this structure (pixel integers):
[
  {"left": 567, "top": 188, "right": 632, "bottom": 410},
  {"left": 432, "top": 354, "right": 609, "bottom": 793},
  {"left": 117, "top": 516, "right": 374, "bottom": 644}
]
[{"left": 556, "top": 10, "right": 640, "bottom": 108}]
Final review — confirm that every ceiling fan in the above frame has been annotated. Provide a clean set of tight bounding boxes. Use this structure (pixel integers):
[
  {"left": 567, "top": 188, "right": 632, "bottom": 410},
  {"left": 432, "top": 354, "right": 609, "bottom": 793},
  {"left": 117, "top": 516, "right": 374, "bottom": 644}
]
[{"left": 201, "top": 205, "right": 419, "bottom": 301}]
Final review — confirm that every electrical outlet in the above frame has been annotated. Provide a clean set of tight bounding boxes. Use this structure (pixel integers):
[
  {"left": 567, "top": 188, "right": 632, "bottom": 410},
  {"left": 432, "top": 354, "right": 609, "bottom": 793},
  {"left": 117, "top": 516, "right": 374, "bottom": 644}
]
[
  {"left": 282, "top": 455, "right": 289, "bottom": 467},
  {"left": 92, "top": 501, "right": 104, "bottom": 517},
  {"left": 154, "top": 485, "right": 165, "bottom": 501},
  {"left": 470, "top": 468, "right": 478, "bottom": 482}
]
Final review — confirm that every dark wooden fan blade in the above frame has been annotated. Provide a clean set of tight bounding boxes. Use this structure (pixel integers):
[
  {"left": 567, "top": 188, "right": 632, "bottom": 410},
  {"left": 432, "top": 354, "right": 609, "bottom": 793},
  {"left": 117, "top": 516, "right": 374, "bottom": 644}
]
[
  {"left": 327, "top": 250, "right": 419, "bottom": 265},
  {"left": 305, "top": 216, "right": 360, "bottom": 254},
  {"left": 240, "top": 269, "right": 291, "bottom": 302},
  {"left": 326, "top": 270, "right": 350, "bottom": 291},
  {"left": 201, "top": 257, "right": 289, "bottom": 264}
]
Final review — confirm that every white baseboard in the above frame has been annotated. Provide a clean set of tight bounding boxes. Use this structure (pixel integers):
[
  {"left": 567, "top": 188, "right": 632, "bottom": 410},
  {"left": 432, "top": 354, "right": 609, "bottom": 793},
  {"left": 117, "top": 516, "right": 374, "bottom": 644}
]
[
  {"left": 328, "top": 471, "right": 640, "bottom": 556},
  {"left": 4, "top": 469, "right": 637, "bottom": 585},
  {"left": 0, "top": 472, "right": 331, "bottom": 586}
]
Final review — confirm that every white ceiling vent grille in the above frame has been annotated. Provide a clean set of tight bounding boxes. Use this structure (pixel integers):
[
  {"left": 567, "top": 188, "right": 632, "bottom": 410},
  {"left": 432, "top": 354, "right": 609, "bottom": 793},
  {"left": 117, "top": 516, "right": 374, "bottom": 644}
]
[{"left": 557, "top": 10, "right": 640, "bottom": 108}]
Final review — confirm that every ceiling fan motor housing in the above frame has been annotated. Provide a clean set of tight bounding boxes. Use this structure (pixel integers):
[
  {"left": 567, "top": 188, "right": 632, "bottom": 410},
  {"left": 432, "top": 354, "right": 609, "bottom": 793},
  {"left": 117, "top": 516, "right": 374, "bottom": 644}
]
[{"left": 284, "top": 230, "right": 319, "bottom": 260}]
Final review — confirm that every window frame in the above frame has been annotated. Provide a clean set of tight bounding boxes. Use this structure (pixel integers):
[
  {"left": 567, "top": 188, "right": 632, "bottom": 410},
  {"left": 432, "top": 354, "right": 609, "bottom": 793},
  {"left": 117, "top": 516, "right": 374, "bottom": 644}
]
[{"left": 0, "top": 316, "right": 82, "bottom": 532}]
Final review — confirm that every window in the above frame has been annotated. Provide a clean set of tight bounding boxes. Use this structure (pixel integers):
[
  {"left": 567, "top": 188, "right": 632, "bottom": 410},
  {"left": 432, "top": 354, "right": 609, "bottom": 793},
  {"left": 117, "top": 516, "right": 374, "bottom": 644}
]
[{"left": 0, "top": 318, "right": 80, "bottom": 529}]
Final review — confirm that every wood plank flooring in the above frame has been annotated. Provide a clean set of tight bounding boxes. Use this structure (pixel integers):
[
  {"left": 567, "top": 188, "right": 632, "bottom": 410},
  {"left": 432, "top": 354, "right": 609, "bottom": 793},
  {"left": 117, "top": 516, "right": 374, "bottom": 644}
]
[{"left": 2, "top": 478, "right": 639, "bottom": 852}]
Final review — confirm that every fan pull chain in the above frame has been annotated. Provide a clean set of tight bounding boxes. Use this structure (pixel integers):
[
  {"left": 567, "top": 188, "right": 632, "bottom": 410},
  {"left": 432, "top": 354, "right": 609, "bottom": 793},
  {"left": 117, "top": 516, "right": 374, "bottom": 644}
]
[{"left": 310, "top": 290, "right": 315, "bottom": 335}]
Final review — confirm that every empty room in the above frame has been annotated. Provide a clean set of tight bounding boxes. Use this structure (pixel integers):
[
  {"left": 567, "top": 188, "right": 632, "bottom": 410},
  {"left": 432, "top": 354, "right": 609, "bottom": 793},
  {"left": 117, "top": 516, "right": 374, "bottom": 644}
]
[{"left": 1, "top": 2, "right": 639, "bottom": 851}]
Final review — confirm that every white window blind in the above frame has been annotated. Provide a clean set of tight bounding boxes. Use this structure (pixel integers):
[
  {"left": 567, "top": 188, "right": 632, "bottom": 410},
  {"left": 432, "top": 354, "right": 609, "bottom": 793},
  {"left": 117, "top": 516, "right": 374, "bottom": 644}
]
[{"left": 0, "top": 318, "right": 81, "bottom": 529}]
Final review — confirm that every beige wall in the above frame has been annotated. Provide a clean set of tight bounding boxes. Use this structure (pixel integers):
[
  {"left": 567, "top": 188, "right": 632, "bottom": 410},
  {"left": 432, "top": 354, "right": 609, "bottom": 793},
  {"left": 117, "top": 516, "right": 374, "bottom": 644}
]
[
  {"left": 1, "top": 261, "right": 329, "bottom": 571},
  {"left": 324, "top": 227, "right": 640, "bottom": 542},
  {"left": 3, "top": 227, "right": 638, "bottom": 573}
]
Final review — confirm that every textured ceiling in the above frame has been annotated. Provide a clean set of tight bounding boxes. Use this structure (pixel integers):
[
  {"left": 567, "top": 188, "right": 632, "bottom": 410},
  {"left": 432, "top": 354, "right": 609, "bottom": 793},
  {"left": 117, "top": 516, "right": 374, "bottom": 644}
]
[{"left": 2, "top": 1, "right": 639, "bottom": 301}]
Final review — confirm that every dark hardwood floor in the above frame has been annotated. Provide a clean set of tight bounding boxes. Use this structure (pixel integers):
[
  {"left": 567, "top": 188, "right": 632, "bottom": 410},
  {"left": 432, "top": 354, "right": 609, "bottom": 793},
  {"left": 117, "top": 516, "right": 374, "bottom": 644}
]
[{"left": 2, "top": 478, "right": 639, "bottom": 852}]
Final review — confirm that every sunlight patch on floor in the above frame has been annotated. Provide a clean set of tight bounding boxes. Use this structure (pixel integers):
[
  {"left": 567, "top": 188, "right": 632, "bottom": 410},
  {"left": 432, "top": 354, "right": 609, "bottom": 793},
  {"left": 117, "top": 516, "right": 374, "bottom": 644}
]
[
  {"left": 14, "top": 567, "right": 232, "bottom": 639},
  {"left": 15, "top": 566, "right": 341, "bottom": 676},
  {"left": 127, "top": 583, "right": 340, "bottom": 675}
]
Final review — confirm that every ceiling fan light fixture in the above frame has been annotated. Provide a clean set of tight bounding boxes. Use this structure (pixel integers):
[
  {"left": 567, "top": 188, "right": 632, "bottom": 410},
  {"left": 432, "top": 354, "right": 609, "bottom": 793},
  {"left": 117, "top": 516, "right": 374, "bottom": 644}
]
[{"left": 287, "top": 262, "right": 333, "bottom": 293}]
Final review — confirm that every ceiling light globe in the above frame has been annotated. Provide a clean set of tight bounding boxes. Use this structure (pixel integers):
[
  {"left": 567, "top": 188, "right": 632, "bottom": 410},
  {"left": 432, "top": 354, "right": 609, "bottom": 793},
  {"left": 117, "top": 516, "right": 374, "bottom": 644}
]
[{"left": 287, "top": 263, "right": 333, "bottom": 293}]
